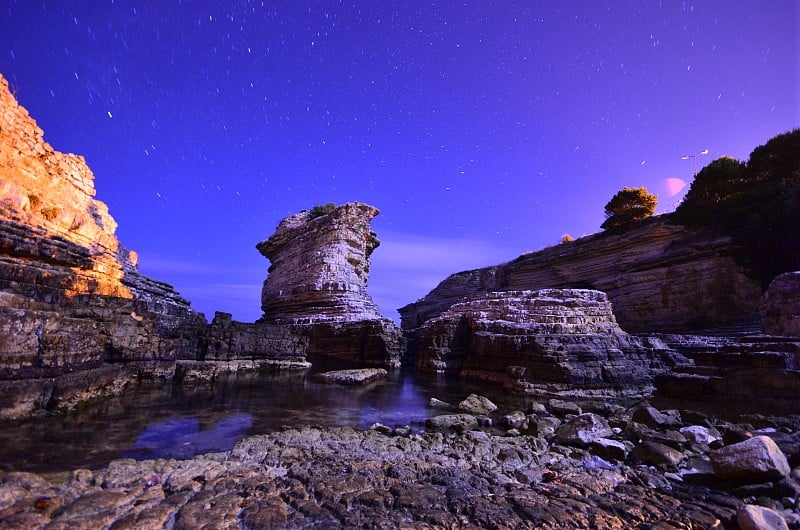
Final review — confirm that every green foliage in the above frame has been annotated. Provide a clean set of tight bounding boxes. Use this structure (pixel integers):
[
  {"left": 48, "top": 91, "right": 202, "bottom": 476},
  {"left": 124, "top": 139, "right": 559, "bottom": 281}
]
[
  {"left": 672, "top": 157, "right": 746, "bottom": 226},
  {"left": 601, "top": 186, "right": 658, "bottom": 231},
  {"left": 673, "top": 128, "right": 800, "bottom": 287},
  {"left": 308, "top": 202, "right": 337, "bottom": 219}
]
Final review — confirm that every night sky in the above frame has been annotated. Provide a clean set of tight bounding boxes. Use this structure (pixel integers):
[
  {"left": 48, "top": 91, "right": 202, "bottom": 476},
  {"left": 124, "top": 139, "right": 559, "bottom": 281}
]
[{"left": 1, "top": 1, "right": 797, "bottom": 322}]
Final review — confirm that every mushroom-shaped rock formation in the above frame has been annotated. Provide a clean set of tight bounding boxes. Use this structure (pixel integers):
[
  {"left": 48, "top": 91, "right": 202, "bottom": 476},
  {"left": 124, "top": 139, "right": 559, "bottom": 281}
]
[{"left": 257, "top": 202, "right": 402, "bottom": 367}]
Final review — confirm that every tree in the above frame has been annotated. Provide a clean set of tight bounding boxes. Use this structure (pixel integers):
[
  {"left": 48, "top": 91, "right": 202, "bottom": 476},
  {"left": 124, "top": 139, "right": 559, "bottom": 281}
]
[
  {"left": 673, "top": 156, "right": 746, "bottom": 226},
  {"left": 672, "top": 129, "right": 800, "bottom": 287},
  {"left": 601, "top": 186, "right": 658, "bottom": 231}
]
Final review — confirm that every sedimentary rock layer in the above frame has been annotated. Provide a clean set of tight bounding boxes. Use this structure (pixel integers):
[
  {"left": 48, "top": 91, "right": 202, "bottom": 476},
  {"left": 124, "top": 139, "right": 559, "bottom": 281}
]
[
  {"left": 400, "top": 217, "right": 763, "bottom": 334},
  {"left": 257, "top": 203, "right": 402, "bottom": 367},
  {"left": 416, "top": 289, "right": 687, "bottom": 395},
  {"left": 762, "top": 272, "right": 800, "bottom": 337},
  {"left": 0, "top": 75, "right": 307, "bottom": 418}
]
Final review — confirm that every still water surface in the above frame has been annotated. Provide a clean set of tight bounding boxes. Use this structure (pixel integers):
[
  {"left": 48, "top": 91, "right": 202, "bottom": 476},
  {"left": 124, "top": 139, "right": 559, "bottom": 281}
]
[{"left": 0, "top": 364, "right": 532, "bottom": 474}]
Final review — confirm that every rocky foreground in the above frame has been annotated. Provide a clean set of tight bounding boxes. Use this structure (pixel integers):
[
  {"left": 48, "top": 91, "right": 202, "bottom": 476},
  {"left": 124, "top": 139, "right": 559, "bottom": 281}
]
[{"left": 2, "top": 398, "right": 800, "bottom": 529}]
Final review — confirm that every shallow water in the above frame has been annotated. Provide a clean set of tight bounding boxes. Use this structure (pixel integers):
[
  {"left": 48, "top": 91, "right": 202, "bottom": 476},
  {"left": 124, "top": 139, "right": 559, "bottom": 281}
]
[{"left": 0, "top": 364, "right": 535, "bottom": 473}]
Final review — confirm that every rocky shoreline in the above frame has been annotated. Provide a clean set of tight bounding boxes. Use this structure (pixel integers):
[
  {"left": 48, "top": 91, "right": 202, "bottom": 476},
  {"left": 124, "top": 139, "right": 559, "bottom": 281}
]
[{"left": 2, "top": 395, "right": 800, "bottom": 529}]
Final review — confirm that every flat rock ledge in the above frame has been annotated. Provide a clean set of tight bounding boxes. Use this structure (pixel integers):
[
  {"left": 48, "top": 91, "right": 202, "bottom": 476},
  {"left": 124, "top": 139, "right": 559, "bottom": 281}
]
[{"left": 313, "top": 368, "right": 388, "bottom": 385}]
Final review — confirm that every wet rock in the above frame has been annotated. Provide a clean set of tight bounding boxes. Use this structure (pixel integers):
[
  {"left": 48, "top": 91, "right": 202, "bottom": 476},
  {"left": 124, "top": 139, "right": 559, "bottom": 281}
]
[
  {"left": 711, "top": 436, "right": 790, "bottom": 484},
  {"left": 457, "top": 394, "right": 497, "bottom": 415},
  {"left": 314, "top": 368, "right": 388, "bottom": 385},
  {"left": 425, "top": 414, "right": 479, "bottom": 433},
  {"left": 737, "top": 504, "right": 789, "bottom": 530},
  {"left": 428, "top": 398, "right": 452, "bottom": 410},
  {"left": 555, "top": 413, "right": 614, "bottom": 446}
]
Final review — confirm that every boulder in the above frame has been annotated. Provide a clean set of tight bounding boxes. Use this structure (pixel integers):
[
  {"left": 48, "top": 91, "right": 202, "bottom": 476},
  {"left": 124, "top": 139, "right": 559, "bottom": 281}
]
[
  {"left": 630, "top": 441, "right": 684, "bottom": 467},
  {"left": 591, "top": 438, "right": 629, "bottom": 461},
  {"left": 458, "top": 394, "right": 497, "bottom": 415},
  {"left": 425, "top": 414, "right": 479, "bottom": 433},
  {"left": 737, "top": 504, "right": 789, "bottom": 530},
  {"left": 710, "top": 436, "right": 790, "bottom": 484},
  {"left": 630, "top": 404, "right": 681, "bottom": 429},
  {"left": 555, "top": 413, "right": 614, "bottom": 446}
]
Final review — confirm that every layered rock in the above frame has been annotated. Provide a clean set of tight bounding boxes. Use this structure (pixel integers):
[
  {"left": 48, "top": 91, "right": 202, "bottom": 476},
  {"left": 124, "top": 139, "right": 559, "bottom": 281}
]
[
  {"left": 0, "top": 74, "right": 207, "bottom": 416},
  {"left": 257, "top": 203, "right": 402, "bottom": 367},
  {"left": 654, "top": 334, "right": 800, "bottom": 412},
  {"left": 761, "top": 272, "right": 800, "bottom": 337},
  {"left": 416, "top": 289, "right": 688, "bottom": 396},
  {"left": 400, "top": 217, "right": 763, "bottom": 334}
]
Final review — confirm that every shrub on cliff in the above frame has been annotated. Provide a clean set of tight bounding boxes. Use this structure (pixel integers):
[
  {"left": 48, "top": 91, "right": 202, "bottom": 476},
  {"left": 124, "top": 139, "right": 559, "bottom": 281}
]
[
  {"left": 308, "top": 202, "right": 337, "bottom": 219},
  {"left": 674, "top": 128, "right": 800, "bottom": 288},
  {"left": 601, "top": 186, "right": 658, "bottom": 231}
]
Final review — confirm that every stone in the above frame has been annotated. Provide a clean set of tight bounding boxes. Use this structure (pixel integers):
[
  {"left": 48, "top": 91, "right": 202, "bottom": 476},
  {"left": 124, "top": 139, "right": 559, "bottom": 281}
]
[
  {"left": 399, "top": 217, "right": 763, "bottom": 334},
  {"left": 555, "top": 413, "right": 614, "bottom": 446},
  {"left": 548, "top": 399, "right": 582, "bottom": 416},
  {"left": 314, "top": 368, "right": 388, "bottom": 386},
  {"left": 0, "top": 426, "right": 752, "bottom": 528},
  {"left": 630, "top": 404, "right": 681, "bottom": 429},
  {"left": 591, "top": 438, "right": 629, "bottom": 461},
  {"left": 680, "top": 425, "right": 719, "bottom": 446},
  {"left": 711, "top": 436, "right": 790, "bottom": 484},
  {"left": 256, "top": 202, "right": 402, "bottom": 367},
  {"left": 504, "top": 411, "right": 528, "bottom": 430},
  {"left": 415, "top": 290, "right": 688, "bottom": 395},
  {"left": 529, "top": 416, "right": 562, "bottom": 438},
  {"left": 424, "top": 414, "right": 479, "bottom": 433},
  {"left": 761, "top": 272, "right": 800, "bottom": 336},
  {"left": 428, "top": 398, "right": 452, "bottom": 410},
  {"left": 457, "top": 394, "right": 497, "bottom": 415},
  {"left": 737, "top": 504, "right": 789, "bottom": 530},
  {"left": 629, "top": 441, "right": 685, "bottom": 467}
]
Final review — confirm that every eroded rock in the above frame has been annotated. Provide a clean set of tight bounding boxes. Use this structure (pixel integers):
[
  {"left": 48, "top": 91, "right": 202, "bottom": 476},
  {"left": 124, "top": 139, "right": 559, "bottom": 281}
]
[
  {"left": 256, "top": 203, "right": 402, "bottom": 367},
  {"left": 416, "top": 289, "right": 688, "bottom": 396}
]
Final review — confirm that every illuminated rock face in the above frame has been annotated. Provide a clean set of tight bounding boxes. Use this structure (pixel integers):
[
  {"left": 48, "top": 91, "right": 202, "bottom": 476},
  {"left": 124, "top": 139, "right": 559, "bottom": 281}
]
[
  {"left": 257, "top": 203, "right": 402, "bottom": 367},
  {"left": 0, "top": 74, "right": 209, "bottom": 417}
]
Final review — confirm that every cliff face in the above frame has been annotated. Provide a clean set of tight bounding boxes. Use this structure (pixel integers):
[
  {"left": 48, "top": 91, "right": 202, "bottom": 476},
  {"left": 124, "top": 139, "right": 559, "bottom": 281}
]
[
  {"left": 762, "top": 272, "right": 800, "bottom": 337},
  {"left": 0, "top": 73, "right": 206, "bottom": 377},
  {"left": 416, "top": 289, "right": 687, "bottom": 397},
  {"left": 257, "top": 203, "right": 402, "bottom": 366},
  {"left": 400, "top": 217, "right": 763, "bottom": 334}
]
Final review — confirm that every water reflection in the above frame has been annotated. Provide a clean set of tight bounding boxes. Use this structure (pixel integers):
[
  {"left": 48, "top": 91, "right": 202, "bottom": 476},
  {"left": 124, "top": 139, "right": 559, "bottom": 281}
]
[
  {"left": 0, "top": 366, "right": 523, "bottom": 473},
  {"left": 122, "top": 413, "right": 253, "bottom": 460}
]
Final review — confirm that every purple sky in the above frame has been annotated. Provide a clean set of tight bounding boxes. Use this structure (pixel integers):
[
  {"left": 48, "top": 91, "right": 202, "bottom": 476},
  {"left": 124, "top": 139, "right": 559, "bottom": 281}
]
[{"left": 1, "top": 1, "right": 798, "bottom": 322}]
